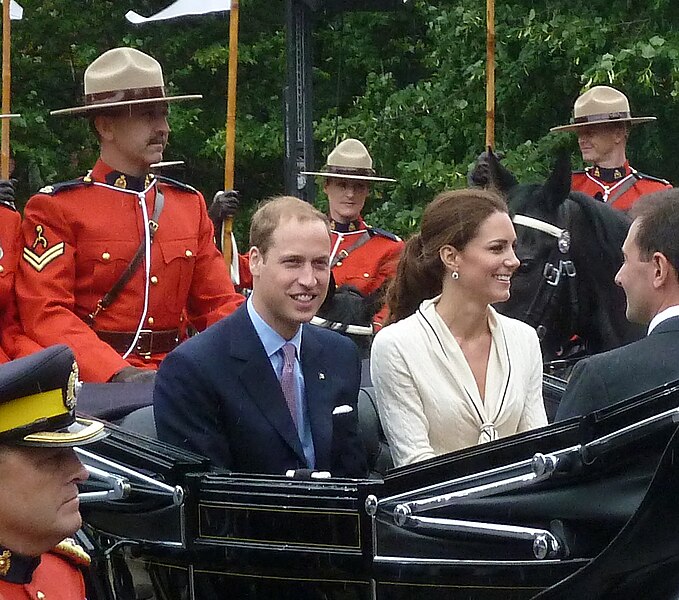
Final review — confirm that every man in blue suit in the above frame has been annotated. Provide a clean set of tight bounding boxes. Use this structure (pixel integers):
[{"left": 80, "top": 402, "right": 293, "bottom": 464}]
[
  {"left": 557, "top": 189, "right": 679, "bottom": 420},
  {"left": 153, "top": 196, "right": 367, "bottom": 477}
]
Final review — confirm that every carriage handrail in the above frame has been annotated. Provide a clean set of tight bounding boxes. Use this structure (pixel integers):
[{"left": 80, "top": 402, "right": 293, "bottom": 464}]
[
  {"left": 384, "top": 405, "right": 679, "bottom": 521},
  {"left": 394, "top": 514, "right": 563, "bottom": 560},
  {"left": 580, "top": 405, "right": 679, "bottom": 463},
  {"left": 391, "top": 450, "right": 572, "bottom": 520},
  {"left": 79, "top": 463, "right": 131, "bottom": 504},
  {"left": 76, "top": 447, "right": 185, "bottom": 506}
]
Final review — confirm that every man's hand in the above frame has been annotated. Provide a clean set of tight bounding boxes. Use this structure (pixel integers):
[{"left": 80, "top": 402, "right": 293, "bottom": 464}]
[
  {"left": 208, "top": 190, "right": 240, "bottom": 229},
  {"left": 467, "top": 150, "right": 505, "bottom": 188},
  {"left": 110, "top": 366, "right": 156, "bottom": 384},
  {"left": 0, "top": 179, "right": 17, "bottom": 208}
]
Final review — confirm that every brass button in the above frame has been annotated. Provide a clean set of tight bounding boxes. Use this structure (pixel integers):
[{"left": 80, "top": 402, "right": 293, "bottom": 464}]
[
  {"left": 363, "top": 272, "right": 370, "bottom": 278},
  {"left": 336, "top": 261, "right": 343, "bottom": 267},
  {"left": 37, "top": 592, "right": 45, "bottom": 600},
  {"left": 0, "top": 265, "right": 4, "bottom": 273},
  {"left": 102, "top": 252, "right": 111, "bottom": 261},
  {"left": 185, "top": 249, "right": 193, "bottom": 257},
  {"left": 150, "top": 276, "right": 158, "bottom": 284},
  {"left": 147, "top": 317, "right": 154, "bottom": 325}
]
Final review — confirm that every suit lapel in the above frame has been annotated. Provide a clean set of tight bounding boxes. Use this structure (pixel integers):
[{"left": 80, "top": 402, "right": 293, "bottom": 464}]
[
  {"left": 301, "top": 327, "right": 334, "bottom": 468},
  {"left": 229, "top": 306, "right": 306, "bottom": 463},
  {"left": 651, "top": 315, "right": 679, "bottom": 336}
]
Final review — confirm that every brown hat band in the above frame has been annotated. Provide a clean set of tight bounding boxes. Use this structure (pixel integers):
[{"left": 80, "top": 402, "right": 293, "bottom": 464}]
[
  {"left": 572, "top": 111, "right": 632, "bottom": 125},
  {"left": 326, "top": 165, "right": 376, "bottom": 177},
  {"left": 85, "top": 86, "right": 166, "bottom": 106}
]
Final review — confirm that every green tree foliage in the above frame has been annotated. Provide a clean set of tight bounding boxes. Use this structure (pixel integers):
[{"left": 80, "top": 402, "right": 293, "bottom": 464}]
[{"left": 5, "top": 0, "right": 679, "bottom": 240}]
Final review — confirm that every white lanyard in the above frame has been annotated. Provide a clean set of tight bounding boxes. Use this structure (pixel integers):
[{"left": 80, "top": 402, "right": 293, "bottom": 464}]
[
  {"left": 92, "top": 180, "right": 155, "bottom": 358},
  {"left": 585, "top": 169, "right": 635, "bottom": 202},
  {"left": 329, "top": 228, "right": 366, "bottom": 265}
]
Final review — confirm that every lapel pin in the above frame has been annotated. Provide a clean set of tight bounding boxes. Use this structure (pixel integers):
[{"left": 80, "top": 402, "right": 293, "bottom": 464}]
[{"left": 318, "top": 372, "right": 325, "bottom": 380}]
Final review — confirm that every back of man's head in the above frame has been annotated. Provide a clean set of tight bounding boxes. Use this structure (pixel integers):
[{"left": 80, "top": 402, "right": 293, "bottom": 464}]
[
  {"left": 631, "top": 190, "right": 679, "bottom": 281},
  {"left": 249, "top": 195, "right": 329, "bottom": 257}
]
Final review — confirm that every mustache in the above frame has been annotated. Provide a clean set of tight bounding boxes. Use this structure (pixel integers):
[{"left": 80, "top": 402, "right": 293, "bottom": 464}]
[{"left": 149, "top": 136, "right": 167, "bottom": 145}]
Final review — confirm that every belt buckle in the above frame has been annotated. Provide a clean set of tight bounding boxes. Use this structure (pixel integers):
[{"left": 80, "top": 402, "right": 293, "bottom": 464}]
[{"left": 135, "top": 329, "right": 154, "bottom": 358}]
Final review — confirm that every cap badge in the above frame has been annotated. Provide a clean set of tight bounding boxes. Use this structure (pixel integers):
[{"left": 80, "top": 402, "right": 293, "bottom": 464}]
[{"left": 66, "top": 361, "right": 79, "bottom": 410}]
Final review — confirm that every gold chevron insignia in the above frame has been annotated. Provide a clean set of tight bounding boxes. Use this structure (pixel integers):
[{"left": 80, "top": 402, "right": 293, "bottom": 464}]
[{"left": 23, "top": 242, "right": 65, "bottom": 272}]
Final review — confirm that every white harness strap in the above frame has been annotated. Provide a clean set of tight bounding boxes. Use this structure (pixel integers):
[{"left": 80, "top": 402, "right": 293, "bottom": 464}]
[
  {"left": 512, "top": 214, "right": 564, "bottom": 239},
  {"left": 310, "top": 316, "right": 373, "bottom": 336}
]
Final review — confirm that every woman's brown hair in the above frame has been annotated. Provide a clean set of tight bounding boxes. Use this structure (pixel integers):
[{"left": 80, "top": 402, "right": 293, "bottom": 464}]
[{"left": 386, "top": 188, "right": 508, "bottom": 323}]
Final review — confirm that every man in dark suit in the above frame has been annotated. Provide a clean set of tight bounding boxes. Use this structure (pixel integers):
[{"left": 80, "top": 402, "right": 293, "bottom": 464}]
[
  {"left": 153, "top": 196, "right": 367, "bottom": 477},
  {"left": 556, "top": 189, "right": 679, "bottom": 420}
]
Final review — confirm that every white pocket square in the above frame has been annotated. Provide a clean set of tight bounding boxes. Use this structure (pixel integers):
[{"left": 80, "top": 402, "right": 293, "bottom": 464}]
[{"left": 332, "top": 405, "right": 353, "bottom": 415}]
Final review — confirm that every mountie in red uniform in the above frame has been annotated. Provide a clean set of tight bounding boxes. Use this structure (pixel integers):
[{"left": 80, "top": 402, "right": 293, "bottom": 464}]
[
  {"left": 17, "top": 160, "right": 244, "bottom": 382},
  {"left": 237, "top": 217, "right": 403, "bottom": 329},
  {"left": 0, "top": 202, "right": 42, "bottom": 364},
  {"left": 571, "top": 162, "right": 671, "bottom": 212},
  {"left": 0, "top": 539, "right": 89, "bottom": 600}
]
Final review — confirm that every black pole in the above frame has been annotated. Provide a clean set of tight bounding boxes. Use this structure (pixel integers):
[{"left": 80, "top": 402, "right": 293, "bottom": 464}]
[{"left": 284, "top": 0, "right": 315, "bottom": 203}]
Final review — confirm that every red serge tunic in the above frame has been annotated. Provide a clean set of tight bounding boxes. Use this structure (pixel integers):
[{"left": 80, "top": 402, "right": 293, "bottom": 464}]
[
  {"left": 17, "top": 160, "right": 244, "bottom": 382},
  {"left": 0, "top": 204, "right": 42, "bottom": 363},
  {"left": 0, "top": 540, "right": 90, "bottom": 600},
  {"left": 571, "top": 162, "right": 671, "bottom": 212}
]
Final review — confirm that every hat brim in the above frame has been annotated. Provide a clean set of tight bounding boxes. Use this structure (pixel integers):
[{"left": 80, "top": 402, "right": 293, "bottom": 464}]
[
  {"left": 50, "top": 94, "right": 202, "bottom": 116},
  {"left": 18, "top": 417, "right": 108, "bottom": 447},
  {"left": 301, "top": 170, "right": 396, "bottom": 183},
  {"left": 550, "top": 116, "right": 656, "bottom": 132}
]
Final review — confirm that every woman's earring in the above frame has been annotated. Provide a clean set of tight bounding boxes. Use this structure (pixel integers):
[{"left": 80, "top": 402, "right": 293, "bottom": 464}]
[{"left": 451, "top": 271, "right": 459, "bottom": 280}]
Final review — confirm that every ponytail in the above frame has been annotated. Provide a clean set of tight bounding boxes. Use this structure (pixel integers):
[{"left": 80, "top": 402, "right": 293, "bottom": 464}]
[{"left": 386, "top": 233, "right": 444, "bottom": 323}]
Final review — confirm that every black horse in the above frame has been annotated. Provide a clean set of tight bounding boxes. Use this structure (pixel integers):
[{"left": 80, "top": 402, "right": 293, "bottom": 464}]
[
  {"left": 313, "top": 282, "right": 384, "bottom": 362},
  {"left": 487, "top": 152, "right": 644, "bottom": 361}
]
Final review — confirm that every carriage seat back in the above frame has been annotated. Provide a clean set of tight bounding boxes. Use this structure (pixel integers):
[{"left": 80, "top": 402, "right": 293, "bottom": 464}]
[{"left": 358, "top": 386, "right": 393, "bottom": 477}]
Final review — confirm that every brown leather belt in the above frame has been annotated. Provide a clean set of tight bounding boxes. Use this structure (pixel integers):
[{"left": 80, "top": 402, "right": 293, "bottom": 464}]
[{"left": 95, "top": 329, "right": 181, "bottom": 357}]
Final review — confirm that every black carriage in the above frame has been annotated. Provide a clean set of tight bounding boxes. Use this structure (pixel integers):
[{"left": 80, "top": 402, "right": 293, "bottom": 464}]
[{"left": 77, "top": 376, "right": 679, "bottom": 600}]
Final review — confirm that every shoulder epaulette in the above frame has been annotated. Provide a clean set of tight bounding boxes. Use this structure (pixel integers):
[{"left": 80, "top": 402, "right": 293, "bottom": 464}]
[
  {"left": 572, "top": 170, "right": 587, "bottom": 175},
  {"left": 368, "top": 226, "right": 402, "bottom": 242},
  {"left": 632, "top": 171, "right": 670, "bottom": 185},
  {"left": 155, "top": 175, "right": 200, "bottom": 195},
  {"left": 38, "top": 177, "right": 92, "bottom": 196},
  {"left": 50, "top": 538, "right": 90, "bottom": 568},
  {"left": 0, "top": 199, "right": 17, "bottom": 212}
]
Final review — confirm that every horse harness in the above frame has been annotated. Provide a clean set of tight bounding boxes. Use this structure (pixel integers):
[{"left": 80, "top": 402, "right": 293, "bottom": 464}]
[{"left": 512, "top": 209, "right": 579, "bottom": 342}]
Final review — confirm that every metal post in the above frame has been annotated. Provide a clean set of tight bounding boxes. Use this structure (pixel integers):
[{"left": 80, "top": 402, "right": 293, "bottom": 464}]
[
  {"left": 284, "top": 0, "right": 315, "bottom": 203},
  {"left": 1, "top": 0, "right": 12, "bottom": 179}
]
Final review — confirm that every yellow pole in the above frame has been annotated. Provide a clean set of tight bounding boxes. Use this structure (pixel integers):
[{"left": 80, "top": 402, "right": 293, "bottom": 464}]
[
  {"left": 221, "top": 0, "right": 240, "bottom": 267},
  {"left": 1, "top": 0, "right": 11, "bottom": 179},
  {"left": 485, "top": 0, "right": 495, "bottom": 151}
]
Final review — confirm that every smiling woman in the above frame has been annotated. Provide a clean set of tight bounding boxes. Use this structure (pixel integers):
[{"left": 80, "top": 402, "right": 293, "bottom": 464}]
[{"left": 371, "top": 189, "right": 548, "bottom": 467}]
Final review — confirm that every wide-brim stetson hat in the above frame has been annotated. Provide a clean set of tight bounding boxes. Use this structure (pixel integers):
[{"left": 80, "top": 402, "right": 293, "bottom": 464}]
[
  {"left": 550, "top": 85, "right": 656, "bottom": 132},
  {"left": 302, "top": 138, "right": 396, "bottom": 182},
  {"left": 51, "top": 47, "right": 202, "bottom": 116}
]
